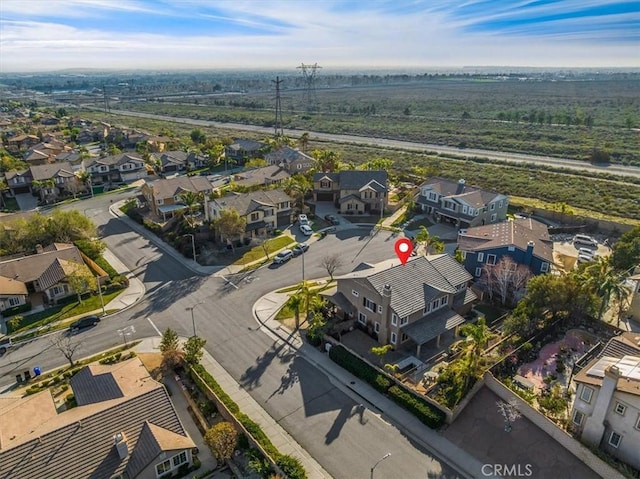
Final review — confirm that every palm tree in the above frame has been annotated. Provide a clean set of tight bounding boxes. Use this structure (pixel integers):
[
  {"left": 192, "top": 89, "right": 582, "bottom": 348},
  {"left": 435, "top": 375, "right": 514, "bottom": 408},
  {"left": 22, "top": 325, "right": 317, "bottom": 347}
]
[
  {"left": 459, "top": 317, "right": 491, "bottom": 388},
  {"left": 582, "top": 257, "right": 623, "bottom": 321},
  {"left": 298, "top": 132, "right": 310, "bottom": 153},
  {"left": 179, "top": 190, "right": 204, "bottom": 227},
  {"left": 287, "top": 293, "right": 304, "bottom": 329},
  {"left": 415, "top": 226, "right": 444, "bottom": 255},
  {"left": 283, "top": 175, "right": 312, "bottom": 212},
  {"left": 312, "top": 150, "right": 341, "bottom": 172}
]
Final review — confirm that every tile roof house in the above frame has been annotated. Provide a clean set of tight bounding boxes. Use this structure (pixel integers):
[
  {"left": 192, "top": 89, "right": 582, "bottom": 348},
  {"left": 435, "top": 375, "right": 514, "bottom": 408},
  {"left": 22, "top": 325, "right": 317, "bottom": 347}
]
[
  {"left": 5, "top": 133, "right": 39, "bottom": 153},
  {"left": 150, "top": 150, "right": 207, "bottom": 174},
  {"left": 0, "top": 243, "right": 93, "bottom": 305},
  {"left": 209, "top": 189, "right": 293, "bottom": 238},
  {"left": 0, "top": 276, "right": 28, "bottom": 313},
  {"left": 231, "top": 164, "right": 290, "bottom": 188},
  {"left": 0, "top": 358, "right": 196, "bottom": 479},
  {"left": 225, "top": 138, "right": 267, "bottom": 163},
  {"left": 330, "top": 254, "right": 477, "bottom": 355},
  {"left": 457, "top": 217, "right": 554, "bottom": 278},
  {"left": 313, "top": 170, "right": 388, "bottom": 215},
  {"left": 83, "top": 153, "right": 147, "bottom": 185},
  {"left": 264, "top": 146, "right": 314, "bottom": 173},
  {"left": 5, "top": 162, "right": 80, "bottom": 201},
  {"left": 141, "top": 176, "right": 213, "bottom": 220},
  {"left": 417, "top": 178, "right": 508, "bottom": 228},
  {"left": 627, "top": 270, "right": 640, "bottom": 323}
]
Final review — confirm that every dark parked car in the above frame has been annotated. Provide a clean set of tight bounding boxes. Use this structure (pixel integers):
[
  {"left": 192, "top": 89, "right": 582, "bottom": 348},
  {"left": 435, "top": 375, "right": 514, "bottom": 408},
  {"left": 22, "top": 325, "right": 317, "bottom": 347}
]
[
  {"left": 292, "top": 243, "right": 309, "bottom": 256},
  {"left": 69, "top": 315, "right": 101, "bottom": 332},
  {"left": 324, "top": 214, "right": 340, "bottom": 225}
]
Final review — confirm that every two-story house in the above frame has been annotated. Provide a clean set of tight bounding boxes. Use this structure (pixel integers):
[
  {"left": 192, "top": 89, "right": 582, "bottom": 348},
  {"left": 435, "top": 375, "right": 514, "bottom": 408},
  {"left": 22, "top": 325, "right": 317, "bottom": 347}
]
[
  {"left": 231, "top": 164, "right": 290, "bottom": 189},
  {"left": 265, "top": 146, "right": 314, "bottom": 173},
  {"left": 570, "top": 335, "right": 640, "bottom": 471},
  {"left": 5, "top": 134, "right": 40, "bottom": 154},
  {"left": 332, "top": 254, "right": 476, "bottom": 356},
  {"left": 30, "top": 162, "right": 79, "bottom": 202},
  {"left": 225, "top": 138, "right": 267, "bottom": 164},
  {"left": 83, "top": 153, "right": 147, "bottom": 185},
  {"left": 312, "top": 170, "right": 388, "bottom": 214},
  {"left": 150, "top": 150, "right": 207, "bottom": 174},
  {"left": 209, "top": 189, "right": 293, "bottom": 238},
  {"left": 457, "top": 217, "right": 554, "bottom": 278},
  {"left": 0, "top": 358, "right": 197, "bottom": 479},
  {"left": 141, "top": 176, "right": 213, "bottom": 220},
  {"left": 417, "top": 178, "right": 508, "bottom": 228},
  {"left": 5, "top": 169, "right": 33, "bottom": 195}
]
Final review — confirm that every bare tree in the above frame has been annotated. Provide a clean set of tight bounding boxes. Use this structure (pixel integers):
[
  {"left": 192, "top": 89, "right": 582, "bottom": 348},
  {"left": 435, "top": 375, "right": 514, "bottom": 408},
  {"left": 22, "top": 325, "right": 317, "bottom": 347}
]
[
  {"left": 50, "top": 333, "right": 82, "bottom": 367},
  {"left": 482, "top": 257, "right": 532, "bottom": 306},
  {"left": 321, "top": 254, "right": 343, "bottom": 281}
]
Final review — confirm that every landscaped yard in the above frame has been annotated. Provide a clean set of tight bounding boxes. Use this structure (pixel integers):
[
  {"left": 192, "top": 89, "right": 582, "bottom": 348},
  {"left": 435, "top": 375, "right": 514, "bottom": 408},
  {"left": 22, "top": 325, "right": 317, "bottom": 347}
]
[
  {"left": 232, "top": 235, "right": 294, "bottom": 265},
  {"left": 473, "top": 303, "right": 507, "bottom": 322},
  {"left": 405, "top": 216, "right": 434, "bottom": 230},
  {"left": 8, "top": 289, "right": 125, "bottom": 334}
]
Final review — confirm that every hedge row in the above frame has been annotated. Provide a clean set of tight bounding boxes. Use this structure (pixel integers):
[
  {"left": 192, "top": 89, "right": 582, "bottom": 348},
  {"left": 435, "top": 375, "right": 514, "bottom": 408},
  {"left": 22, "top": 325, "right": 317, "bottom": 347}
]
[
  {"left": 94, "top": 256, "right": 118, "bottom": 279},
  {"left": 328, "top": 344, "right": 391, "bottom": 393},
  {"left": 329, "top": 344, "right": 446, "bottom": 429},
  {"left": 189, "top": 364, "right": 307, "bottom": 479},
  {"left": 2, "top": 302, "right": 32, "bottom": 316}
]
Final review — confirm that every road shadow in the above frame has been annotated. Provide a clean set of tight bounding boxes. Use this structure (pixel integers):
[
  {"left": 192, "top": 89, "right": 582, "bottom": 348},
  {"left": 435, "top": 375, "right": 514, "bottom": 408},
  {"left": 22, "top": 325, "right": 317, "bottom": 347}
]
[
  {"left": 240, "top": 340, "right": 291, "bottom": 391},
  {"left": 129, "top": 275, "right": 208, "bottom": 320},
  {"left": 324, "top": 402, "right": 368, "bottom": 445}
]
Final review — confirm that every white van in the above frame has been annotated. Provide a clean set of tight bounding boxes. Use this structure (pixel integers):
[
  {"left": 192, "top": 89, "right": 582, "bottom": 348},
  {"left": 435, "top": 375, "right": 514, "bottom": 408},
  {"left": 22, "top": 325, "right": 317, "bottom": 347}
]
[{"left": 573, "top": 234, "right": 598, "bottom": 248}]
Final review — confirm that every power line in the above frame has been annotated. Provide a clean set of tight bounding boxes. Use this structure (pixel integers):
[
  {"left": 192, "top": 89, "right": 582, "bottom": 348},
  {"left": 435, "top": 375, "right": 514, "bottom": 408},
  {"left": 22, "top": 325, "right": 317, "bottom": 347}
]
[{"left": 297, "top": 63, "right": 321, "bottom": 112}]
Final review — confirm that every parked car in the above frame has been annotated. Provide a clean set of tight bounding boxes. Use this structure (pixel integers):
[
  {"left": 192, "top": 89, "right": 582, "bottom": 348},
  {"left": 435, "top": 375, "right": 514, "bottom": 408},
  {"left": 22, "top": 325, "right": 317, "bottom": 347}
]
[
  {"left": 300, "top": 224, "right": 313, "bottom": 236},
  {"left": 573, "top": 234, "right": 598, "bottom": 248},
  {"left": 577, "top": 254, "right": 595, "bottom": 264},
  {"left": 577, "top": 247, "right": 595, "bottom": 258},
  {"left": 298, "top": 214, "right": 309, "bottom": 226},
  {"left": 0, "top": 337, "right": 12, "bottom": 355},
  {"left": 292, "top": 243, "right": 309, "bottom": 256},
  {"left": 273, "top": 249, "right": 294, "bottom": 264},
  {"left": 69, "top": 315, "right": 101, "bottom": 332},
  {"left": 324, "top": 214, "right": 340, "bottom": 225}
]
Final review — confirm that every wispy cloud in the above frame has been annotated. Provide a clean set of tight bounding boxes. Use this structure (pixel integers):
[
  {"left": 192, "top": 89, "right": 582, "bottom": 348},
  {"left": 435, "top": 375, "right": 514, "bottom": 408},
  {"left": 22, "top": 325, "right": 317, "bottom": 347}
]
[{"left": 0, "top": 0, "right": 638, "bottom": 72}]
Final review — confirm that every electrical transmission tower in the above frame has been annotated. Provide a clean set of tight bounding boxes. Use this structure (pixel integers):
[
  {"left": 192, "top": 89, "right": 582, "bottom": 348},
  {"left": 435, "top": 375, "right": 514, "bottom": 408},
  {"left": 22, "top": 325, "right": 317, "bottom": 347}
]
[
  {"left": 272, "top": 76, "right": 284, "bottom": 136},
  {"left": 102, "top": 84, "right": 110, "bottom": 113},
  {"left": 297, "top": 63, "right": 321, "bottom": 112}
]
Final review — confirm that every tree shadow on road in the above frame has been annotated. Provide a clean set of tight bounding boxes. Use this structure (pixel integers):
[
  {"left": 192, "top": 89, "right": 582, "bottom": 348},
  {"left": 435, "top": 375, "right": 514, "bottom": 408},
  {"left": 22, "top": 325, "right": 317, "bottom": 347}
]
[{"left": 240, "top": 340, "right": 292, "bottom": 391}]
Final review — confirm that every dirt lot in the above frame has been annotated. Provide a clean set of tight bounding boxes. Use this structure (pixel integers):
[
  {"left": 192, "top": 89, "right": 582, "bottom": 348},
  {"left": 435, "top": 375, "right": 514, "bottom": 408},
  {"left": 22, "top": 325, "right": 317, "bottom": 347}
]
[{"left": 552, "top": 240, "right": 611, "bottom": 273}]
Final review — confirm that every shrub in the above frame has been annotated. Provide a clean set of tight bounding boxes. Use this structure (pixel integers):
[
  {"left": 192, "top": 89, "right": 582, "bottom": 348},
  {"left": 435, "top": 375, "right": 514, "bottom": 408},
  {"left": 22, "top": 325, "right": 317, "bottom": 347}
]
[
  {"left": 129, "top": 351, "right": 137, "bottom": 359},
  {"left": 329, "top": 345, "right": 391, "bottom": 393},
  {"left": 3, "top": 303, "right": 32, "bottom": 317},
  {"left": 276, "top": 455, "right": 307, "bottom": 479},
  {"left": 143, "top": 219, "right": 162, "bottom": 233},
  {"left": 387, "top": 385, "right": 446, "bottom": 429},
  {"left": 204, "top": 422, "right": 238, "bottom": 461},
  {"left": 236, "top": 413, "right": 279, "bottom": 459},
  {"left": 94, "top": 256, "right": 118, "bottom": 278},
  {"left": 114, "top": 352, "right": 122, "bottom": 361},
  {"left": 190, "top": 364, "right": 240, "bottom": 414}
]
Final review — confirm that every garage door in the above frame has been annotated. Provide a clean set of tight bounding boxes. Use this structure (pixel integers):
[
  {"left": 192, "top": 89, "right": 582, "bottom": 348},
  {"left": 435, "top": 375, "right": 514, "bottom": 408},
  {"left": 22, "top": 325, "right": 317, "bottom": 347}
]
[{"left": 316, "top": 192, "right": 334, "bottom": 202}]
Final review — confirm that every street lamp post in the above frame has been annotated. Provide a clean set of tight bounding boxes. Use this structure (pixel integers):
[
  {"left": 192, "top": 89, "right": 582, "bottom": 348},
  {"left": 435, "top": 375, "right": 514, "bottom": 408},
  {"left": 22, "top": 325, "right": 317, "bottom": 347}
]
[
  {"left": 183, "top": 234, "right": 196, "bottom": 263},
  {"left": 370, "top": 453, "right": 391, "bottom": 479},
  {"left": 96, "top": 275, "right": 105, "bottom": 316},
  {"left": 185, "top": 301, "right": 204, "bottom": 337}
]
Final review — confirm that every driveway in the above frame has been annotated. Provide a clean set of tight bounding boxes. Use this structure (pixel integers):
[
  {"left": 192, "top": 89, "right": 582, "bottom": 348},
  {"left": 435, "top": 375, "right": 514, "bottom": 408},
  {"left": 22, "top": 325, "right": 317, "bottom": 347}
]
[{"left": 14, "top": 193, "right": 38, "bottom": 211}]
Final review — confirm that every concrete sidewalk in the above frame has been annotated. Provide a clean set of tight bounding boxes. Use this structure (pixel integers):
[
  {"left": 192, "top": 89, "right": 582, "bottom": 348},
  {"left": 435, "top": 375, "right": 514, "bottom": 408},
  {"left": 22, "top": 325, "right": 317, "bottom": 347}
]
[
  {"left": 252, "top": 288, "right": 495, "bottom": 479},
  {"left": 135, "top": 337, "right": 331, "bottom": 479}
]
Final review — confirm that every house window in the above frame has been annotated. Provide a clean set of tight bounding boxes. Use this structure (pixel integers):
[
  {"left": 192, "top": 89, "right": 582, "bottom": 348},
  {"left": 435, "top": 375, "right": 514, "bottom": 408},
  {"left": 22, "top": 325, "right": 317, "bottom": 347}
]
[
  {"left": 358, "top": 312, "right": 367, "bottom": 324},
  {"left": 172, "top": 451, "right": 187, "bottom": 467},
  {"left": 390, "top": 332, "right": 397, "bottom": 344},
  {"left": 8, "top": 297, "right": 21, "bottom": 306},
  {"left": 487, "top": 254, "right": 497, "bottom": 265},
  {"left": 441, "top": 295, "right": 448, "bottom": 306},
  {"left": 424, "top": 302, "right": 431, "bottom": 314},
  {"left": 250, "top": 212, "right": 259, "bottom": 221},
  {"left": 17, "top": 177, "right": 25, "bottom": 183},
  {"left": 156, "top": 199, "right": 163, "bottom": 205},
  {"left": 51, "top": 285, "right": 65, "bottom": 296},
  {"left": 462, "top": 205, "right": 468, "bottom": 214},
  {"left": 401, "top": 333, "right": 409, "bottom": 343},
  {"left": 400, "top": 317, "right": 408, "bottom": 326},
  {"left": 297, "top": 164, "right": 302, "bottom": 169},
  {"left": 508, "top": 245, "right": 515, "bottom": 252},
  {"left": 572, "top": 410, "right": 585, "bottom": 426},
  {"left": 378, "top": 305, "right": 383, "bottom": 313},
  {"left": 477, "top": 253, "right": 484, "bottom": 263},
  {"left": 156, "top": 459, "right": 172, "bottom": 476},
  {"left": 352, "top": 290, "right": 359, "bottom": 297},
  {"left": 428, "top": 192, "right": 437, "bottom": 201},
  {"left": 498, "top": 200, "right": 503, "bottom": 208},
  {"left": 580, "top": 385, "right": 593, "bottom": 403},
  {"left": 540, "top": 262, "right": 549, "bottom": 273},
  {"left": 474, "top": 209, "right": 479, "bottom": 216},
  {"left": 635, "top": 414, "right": 640, "bottom": 430},
  {"left": 614, "top": 402, "right": 626, "bottom": 416},
  {"left": 363, "top": 298, "right": 377, "bottom": 312},
  {"left": 320, "top": 180, "right": 331, "bottom": 188},
  {"left": 391, "top": 313, "right": 398, "bottom": 326},
  {"left": 432, "top": 298, "right": 440, "bottom": 310},
  {"left": 490, "top": 202, "right": 495, "bottom": 210},
  {"left": 374, "top": 322, "right": 380, "bottom": 333},
  {"left": 608, "top": 431, "right": 622, "bottom": 448},
  {"left": 490, "top": 213, "right": 497, "bottom": 222},
  {"left": 475, "top": 267, "right": 482, "bottom": 277}
]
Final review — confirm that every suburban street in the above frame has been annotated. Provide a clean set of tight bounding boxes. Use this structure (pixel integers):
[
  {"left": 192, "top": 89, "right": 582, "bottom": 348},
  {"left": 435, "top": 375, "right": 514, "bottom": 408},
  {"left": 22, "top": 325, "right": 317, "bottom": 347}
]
[
  {"left": 0, "top": 192, "right": 462, "bottom": 479},
  {"left": 86, "top": 107, "right": 640, "bottom": 181}
]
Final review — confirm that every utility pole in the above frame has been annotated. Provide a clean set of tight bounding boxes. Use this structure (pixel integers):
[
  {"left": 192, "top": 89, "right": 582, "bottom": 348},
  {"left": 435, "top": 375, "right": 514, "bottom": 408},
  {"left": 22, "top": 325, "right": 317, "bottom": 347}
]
[{"left": 273, "top": 76, "right": 284, "bottom": 137}]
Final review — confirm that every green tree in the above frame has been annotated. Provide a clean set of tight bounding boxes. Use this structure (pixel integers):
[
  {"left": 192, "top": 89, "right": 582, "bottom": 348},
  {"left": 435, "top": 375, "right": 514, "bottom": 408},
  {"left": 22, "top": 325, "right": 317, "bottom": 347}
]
[
  {"left": 66, "top": 263, "right": 94, "bottom": 304},
  {"left": 414, "top": 226, "right": 444, "bottom": 254},
  {"left": 360, "top": 157, "right": 393, "bottom": 171},
  {"left": 106, "top": 144, "right": 121, "bottom": 155},
  {"left": 312, "top": 149, "right": 342, "bottom": 172},
  {"left": 74, "top": 239, "right": 106, "bottom": 260},
  {"left": 244, "top": 158, "right": 268, "bottom": 169},
  {"left": 0, "top": 178, "right": 8, "bottom": 209},
  {"left": 184, "top": 336, "right": 207, "bottom": 365},
  {"left": 459, "top": 317, "right": 491, "bottom": 387},
  {"left": 7, "top": 315, "right": 23, "bottom": 332},
  {"left": 179, "top": 190, "right": 204, "bottom": 228},
  {"left": 190, "top": 129, "right": 206, "bottom": 144},
  {"left": 159, "top": 328, "right": 183, "bottom": 369},
  {"left": 370, "top": 344, "right": 393, "bottom": 366},
  {"left": 582, "top": 257, "right": 624, "bottom": 321},
  {"left": 204, "top": 422, "right": 238, "bottom": 461},
  {"left": 283, "top": 175, "right": 312, "bottom": 211},
  {"left": 610, "top": 226, "right": 640, "bottom": 273},
  {"left": 212, "top": 209, "right": 246, "bottom": 251},
  {"left": 298, "top": 132, "right": 310, "bottom": 153},
  {"left": 538, "top": 384, "right": 569, "bottom": 419}
]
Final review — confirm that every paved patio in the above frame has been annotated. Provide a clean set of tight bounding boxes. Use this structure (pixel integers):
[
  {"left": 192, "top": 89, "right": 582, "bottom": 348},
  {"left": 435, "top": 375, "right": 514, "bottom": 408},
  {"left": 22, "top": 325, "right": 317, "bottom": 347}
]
[{"left": 443, "top": 386, "right": 602, "bottom": 479}]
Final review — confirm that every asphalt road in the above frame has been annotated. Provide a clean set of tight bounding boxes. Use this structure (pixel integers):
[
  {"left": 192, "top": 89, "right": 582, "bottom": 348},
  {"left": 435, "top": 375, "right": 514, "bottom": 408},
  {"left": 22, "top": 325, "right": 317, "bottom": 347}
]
[
  {"left": 93, "top": 107, "right": 640, "bottom": 180},
  {"left": 0, "top": 193, "right": 462, "bottom": 479}
]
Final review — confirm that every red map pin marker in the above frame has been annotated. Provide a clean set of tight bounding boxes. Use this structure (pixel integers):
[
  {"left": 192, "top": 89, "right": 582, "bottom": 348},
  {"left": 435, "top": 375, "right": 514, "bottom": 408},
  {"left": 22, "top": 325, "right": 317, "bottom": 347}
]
[{"left": 394, "top": 238, "right": 413, "bottom": 265}]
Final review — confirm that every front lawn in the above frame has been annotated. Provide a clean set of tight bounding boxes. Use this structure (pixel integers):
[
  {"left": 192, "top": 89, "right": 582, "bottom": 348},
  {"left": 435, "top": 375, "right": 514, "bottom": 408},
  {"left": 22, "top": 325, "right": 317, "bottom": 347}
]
[
  {"left": 8, "top": 289, "right": 125, "bottom": 334},
  {"left": 233, "top": 236, "right": 294, "bottom": 265},
  {"left": 2, "top": 197, "right": 19, "bottom": 212}
]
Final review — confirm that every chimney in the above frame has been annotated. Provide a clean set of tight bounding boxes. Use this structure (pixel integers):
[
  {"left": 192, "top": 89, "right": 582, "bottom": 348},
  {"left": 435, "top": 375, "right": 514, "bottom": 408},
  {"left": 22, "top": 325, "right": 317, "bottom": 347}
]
[
  {"left": 524, "top": 240, "right": 534, "bottom": 266},
  {"left": 35, "top": 244, "right": 43, "bottom": 254},
  {"left": 113, "top": 432, "right": 129, "bottom": 460},
  {"left": 456, "top": 179, "right": 466, "bottom": 194}
]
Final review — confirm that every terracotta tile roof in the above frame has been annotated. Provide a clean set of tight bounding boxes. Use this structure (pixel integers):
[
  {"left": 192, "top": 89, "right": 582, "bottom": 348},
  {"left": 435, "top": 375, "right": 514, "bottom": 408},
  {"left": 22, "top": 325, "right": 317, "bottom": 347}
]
[{"left": 0, "top": 275, "right": 28, "bottom": 295}]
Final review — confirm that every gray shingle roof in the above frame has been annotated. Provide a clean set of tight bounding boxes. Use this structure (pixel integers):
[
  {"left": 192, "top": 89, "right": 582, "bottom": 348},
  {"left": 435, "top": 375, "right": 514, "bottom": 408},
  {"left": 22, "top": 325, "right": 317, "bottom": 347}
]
[
  {"left": 147, "top": 176, "right": 212, "bottom": 200},
  {"left": 312, "top": 170, "right": 388, "bottom": 191},
  {"left": 0, "top": 359, "right": 194, "bottom": 479},
  {"left": 214, "top": 189, "right": 292, "bottom": 216},
  {"left": 233, "top": 165, "right": 290, "bottom": 187},
  {"left": 403, "top": 309, "right": 466, "bottom": 345},
  {"left": 71, "top": 366, "right": 124, "bottom": 405},
  {"left": 30, "top": 162, "right": 75, "bottom": 181},
  {"left": 86, "top": 153, "right": 143, "bottom": 167},
  {"left": 338, "top": 254, "right": 471, "bottom": 317},
  {"left": 229, "top": 138, "right": 265, "bottom": 151},
  {"left": 265, "top": 146, "right": 312, "bottom": 165},
  {"left": 0, "top": 244, "right": 84, "bottom": 286},
  {"left": 419, "top": 177, "right": 502, "bottom": 203}
]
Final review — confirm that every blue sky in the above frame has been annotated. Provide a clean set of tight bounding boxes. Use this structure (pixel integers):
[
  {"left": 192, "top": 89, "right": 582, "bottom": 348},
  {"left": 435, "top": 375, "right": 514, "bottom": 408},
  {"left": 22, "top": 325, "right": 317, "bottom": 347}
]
[{"left": 1, "top": 0, "right": 638, "bottom": 72}]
